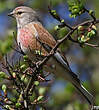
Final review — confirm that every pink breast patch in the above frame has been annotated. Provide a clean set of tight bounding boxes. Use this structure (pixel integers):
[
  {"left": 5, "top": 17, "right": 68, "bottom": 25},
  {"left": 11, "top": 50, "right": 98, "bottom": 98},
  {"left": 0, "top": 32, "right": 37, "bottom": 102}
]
[{"left": 19, "top": 27, "right": 33, "bottom": 48}]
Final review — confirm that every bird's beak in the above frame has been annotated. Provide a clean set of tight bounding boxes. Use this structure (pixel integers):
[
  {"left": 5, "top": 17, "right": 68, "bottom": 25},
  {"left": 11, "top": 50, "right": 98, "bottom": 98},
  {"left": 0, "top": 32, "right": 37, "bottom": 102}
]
[{"left": 8, "top": 12, "right": 14, "bottom": 17}]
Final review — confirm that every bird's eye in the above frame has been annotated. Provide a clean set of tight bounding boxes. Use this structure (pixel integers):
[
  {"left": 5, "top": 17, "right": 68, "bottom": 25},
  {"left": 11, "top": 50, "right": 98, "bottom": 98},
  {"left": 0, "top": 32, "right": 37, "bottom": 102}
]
[{"left": 17, "top": 11, "right": 23, "bottom": 15}]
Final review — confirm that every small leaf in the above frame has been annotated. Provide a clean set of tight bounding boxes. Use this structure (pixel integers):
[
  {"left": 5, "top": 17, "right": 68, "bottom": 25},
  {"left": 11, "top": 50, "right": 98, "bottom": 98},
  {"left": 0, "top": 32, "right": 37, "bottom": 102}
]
[
  {"left": 21, "top": 74, "right": 25, "bottom": 81},
  {"left": 54, "top": 25, "right": 60, "bottom": 30},
  {"left": 78, "top": 26, "right": 83, "bottom": 31},
  {"left": 12, "top": 72, "right": 16, "bottom": 78},
  {"left": 87, "top": 30, "right": 96, "bottom": 38},
  {"left": 23, "top": 55, "right": 28, "bottom": 61},
  {"left": 51, "top": 10, "right": 56, "bottom": 13},
  {"left": 20, "top": 64, "right": 26, "bottom": 70},
  {"left": 37, "top": 95, "right": 43, "bottom": 101},
  {"left": 2, "top": 84, "right": 7, "bottom": 93},
  {"left": 34, "top": 81, "right": 39, "bottom": 86},
  {"left": 91, "top": 30, "right": 96, "bottom": 36},
  {"left": 24, "top": 77, "right": 28, "bottom": 84},
  {"left": 16, "top": 102, "right": 21, "bottom": 108},
  {"left": 61, "top": 19, "right": 64, "bottom": 23},
  {"left": 81, "top": 35, "right": 90, "bottom": 42},
  {"left": 5, "top": 105, "right": 10, "bottom": 109},
  {"left": 92, "top": 25, "right": 97, "bottom": 30},
  {"left": 89, "top": 10, "right": 94, "bottom": 15}
]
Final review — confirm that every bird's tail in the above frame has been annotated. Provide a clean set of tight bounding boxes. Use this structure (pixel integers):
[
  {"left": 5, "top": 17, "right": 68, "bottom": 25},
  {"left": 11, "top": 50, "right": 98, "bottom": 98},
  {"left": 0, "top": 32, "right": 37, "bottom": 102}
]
[
  {"left": 54, "top": 52, "right": 94, "bottom": 105},
  {"left": 74, "top": 83, "right": 94, "bottom": 105}
]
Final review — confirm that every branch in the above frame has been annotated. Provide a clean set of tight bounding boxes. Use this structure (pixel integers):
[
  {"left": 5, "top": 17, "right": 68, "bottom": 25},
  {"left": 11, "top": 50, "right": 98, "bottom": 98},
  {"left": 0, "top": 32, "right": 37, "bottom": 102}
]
[{"left": 48, "top": 6, "right": 73, "bottom": 30}]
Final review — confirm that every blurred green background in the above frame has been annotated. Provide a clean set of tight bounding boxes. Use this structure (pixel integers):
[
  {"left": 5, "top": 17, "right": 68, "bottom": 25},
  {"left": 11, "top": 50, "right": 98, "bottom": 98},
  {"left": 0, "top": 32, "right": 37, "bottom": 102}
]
[{"left": 0, "top": 0, "right": 99, "bottom": 110}]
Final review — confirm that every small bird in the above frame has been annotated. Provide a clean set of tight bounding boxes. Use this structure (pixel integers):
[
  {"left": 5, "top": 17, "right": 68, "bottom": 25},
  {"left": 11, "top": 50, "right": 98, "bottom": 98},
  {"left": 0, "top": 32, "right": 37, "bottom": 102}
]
[{"left": 8, "top": 6, "right": 94, "bottom": 105}]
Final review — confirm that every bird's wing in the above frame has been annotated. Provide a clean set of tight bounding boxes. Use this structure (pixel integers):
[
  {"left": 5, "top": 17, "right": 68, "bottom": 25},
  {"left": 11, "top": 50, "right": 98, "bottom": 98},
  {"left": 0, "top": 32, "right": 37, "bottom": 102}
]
[{"left": 32, "top": 22, "right": 56, "bottom": 48}]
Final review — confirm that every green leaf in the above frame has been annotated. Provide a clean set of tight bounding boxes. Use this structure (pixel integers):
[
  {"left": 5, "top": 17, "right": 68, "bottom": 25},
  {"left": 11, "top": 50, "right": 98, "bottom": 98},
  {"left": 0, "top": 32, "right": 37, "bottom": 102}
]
[
  {"left": 78, "top": 26, "right": 83, "bottom": 31},
  {"left": 67, "top": 0, "right": 84, "bottom": 18},
  {"left": 21, "top": 74, "right": 25, "bottom": 81},
  {"left": 87, "top": 30, "right": 96, "bottom": 38},
  {"left": 92, "top": 25, "right": 97, "bottom": 30},
  {"left": 5, "top": 105, "right": 10, "bottom": 109},
  {"left": 23, "top": 55, "right": 28, "bottom": 61},
  {"left": 91, "top": 30, "right": 96, "bottom": 36},
  {"left": 20, "top": 64, "right": 27, "bottom": 70},
  {"left": 51, "top": 10, "right": 56, "bottom": 13},
  {"left": 24, "top": 77, "right": 28, "bottom": 84},
  {"left": 12, "top": 72, "right": 16, "bottom": 78},
  {"left": 2, "top": 84, "right": 7, "bottom": 92},
  {"left": 81, "top": 35, "right": 90, "bottom": 42},
  {"left": 89, "top": 10, "right": 94, "bottom": 15},
  {"left": 61, "top": 19, "right": 64, "bottom": 23},
  {"left": 34, "top": 81, "right": 39, "bottom": 86},
  {"left": 54, "top": 25, "right": 60, "bottom": 30},
  {"left": 16, "top": 102, "right": 21, "bottom": 108},
  {"left": 37, "top": 95, "right": 43, "bottom": 101}
]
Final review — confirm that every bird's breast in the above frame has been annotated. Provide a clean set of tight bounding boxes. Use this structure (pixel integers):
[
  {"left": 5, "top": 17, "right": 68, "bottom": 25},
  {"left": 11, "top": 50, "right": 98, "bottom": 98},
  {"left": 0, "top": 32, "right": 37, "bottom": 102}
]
[
  {"left": 17, "top": 26, "right": 48, "bottom": 56},
  {"left": 18, "top": 28, "right": 33, "bottom": 47}
]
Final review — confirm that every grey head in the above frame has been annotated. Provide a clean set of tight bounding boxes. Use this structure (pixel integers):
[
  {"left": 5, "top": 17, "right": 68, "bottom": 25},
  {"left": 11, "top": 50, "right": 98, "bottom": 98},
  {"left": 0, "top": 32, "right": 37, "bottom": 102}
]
[{"left": 8, "top": 6, "right": 41, "bottom": 28}]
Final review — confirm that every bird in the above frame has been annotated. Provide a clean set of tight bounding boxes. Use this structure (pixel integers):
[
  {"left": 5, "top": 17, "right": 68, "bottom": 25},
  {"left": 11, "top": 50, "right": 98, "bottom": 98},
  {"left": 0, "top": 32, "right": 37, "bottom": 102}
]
[{"left": 8, "top": 6, "right": 94, "bottom": 105}]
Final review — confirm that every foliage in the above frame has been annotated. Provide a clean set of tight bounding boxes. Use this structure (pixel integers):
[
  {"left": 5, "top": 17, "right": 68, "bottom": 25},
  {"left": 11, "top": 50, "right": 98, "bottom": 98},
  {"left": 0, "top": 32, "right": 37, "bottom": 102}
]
[
  {"left": 0, "top": 55, "right": 48, "bottom": 109},
  {"left": 68, "top": 0, "right": 85, "bottom": 18}
]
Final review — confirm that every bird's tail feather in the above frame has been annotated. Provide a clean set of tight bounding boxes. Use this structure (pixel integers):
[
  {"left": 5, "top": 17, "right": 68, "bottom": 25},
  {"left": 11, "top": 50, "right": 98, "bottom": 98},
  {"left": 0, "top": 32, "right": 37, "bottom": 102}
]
[
  {"left": 54, "top": 52, "right": 94, "bottom": 105},
  {"left": 74, "top": 83, "right": 94, "bottom": 105}
]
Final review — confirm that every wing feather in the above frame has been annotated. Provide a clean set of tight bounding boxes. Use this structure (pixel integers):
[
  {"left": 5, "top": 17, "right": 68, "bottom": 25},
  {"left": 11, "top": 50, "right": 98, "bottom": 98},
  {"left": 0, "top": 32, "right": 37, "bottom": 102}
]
[{"left": 33, "top": 22, "right": 56, "bottom": 48}]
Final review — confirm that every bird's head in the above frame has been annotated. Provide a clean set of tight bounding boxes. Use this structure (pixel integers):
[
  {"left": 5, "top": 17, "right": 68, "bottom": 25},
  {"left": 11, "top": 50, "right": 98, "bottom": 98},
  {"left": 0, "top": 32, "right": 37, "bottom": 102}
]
[{"left": 8, "top": 6, "right": 40, "bottom": 28}]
